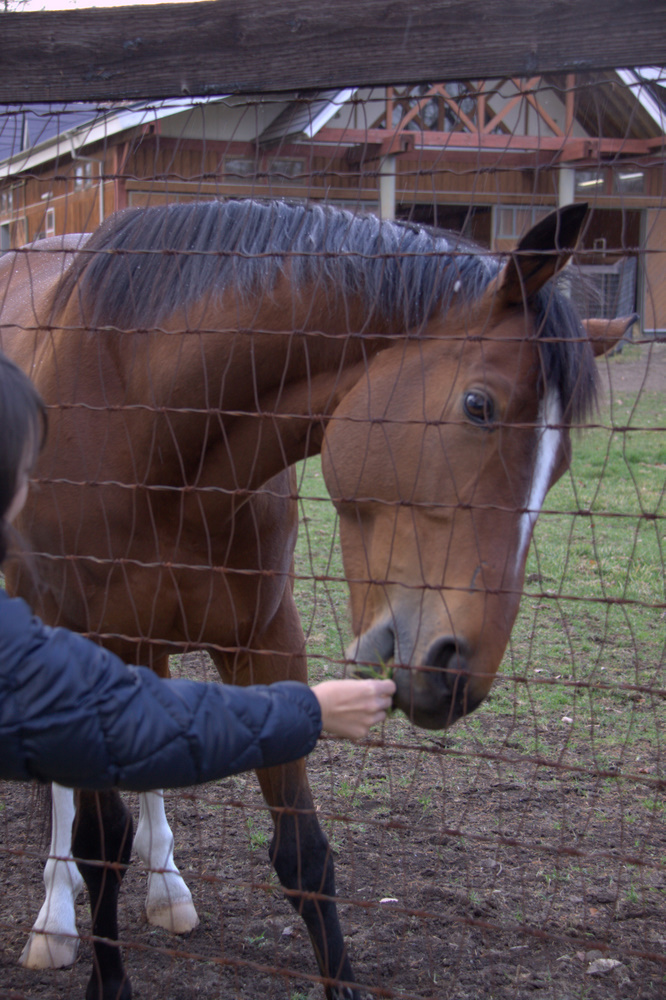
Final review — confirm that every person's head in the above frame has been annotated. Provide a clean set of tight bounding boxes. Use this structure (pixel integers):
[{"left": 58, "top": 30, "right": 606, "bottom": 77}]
[{"left": 0, "top": 353, "right": 46, "bottom": 558}]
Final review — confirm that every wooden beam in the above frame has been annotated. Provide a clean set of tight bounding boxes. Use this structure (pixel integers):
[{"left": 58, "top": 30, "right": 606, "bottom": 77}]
[
  {"left": 482, "top": 79, "right": 540, "bottom": 135},
  {"left": 316, "top": 128, "right": 655, "bottom": 157},
  {"left": 345, "top": 133, "right": 415, "bottom": 164},
  {"left": 523, "top": 89, "right": 564, "bottom": 137},
  {"left": 1, "top": 0, "right": 665, "bottom": 103}
]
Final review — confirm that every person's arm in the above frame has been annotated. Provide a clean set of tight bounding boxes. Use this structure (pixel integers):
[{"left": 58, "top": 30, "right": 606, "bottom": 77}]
[{"left": 0, "top": 592, "right": 394, "bottom": 792}]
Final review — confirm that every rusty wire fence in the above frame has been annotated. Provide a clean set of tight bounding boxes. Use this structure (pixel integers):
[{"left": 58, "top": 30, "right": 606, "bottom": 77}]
[{"left": 0, "top": 73, "right": 665, "bottom": 1000}]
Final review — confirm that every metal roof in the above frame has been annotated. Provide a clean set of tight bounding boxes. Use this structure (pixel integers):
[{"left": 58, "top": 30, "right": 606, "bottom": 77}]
[
  {"left": 616, "top": 68, "right": 666, "bottom": 133},
  {"left": 258, "top": 89, "right": 357, "bottom": 145},
  {"left": 0, "top": 103, "right": 100, "bottom": 164},
  {"left": 0, "top": 98, "right": 228, "bottom": 179}
]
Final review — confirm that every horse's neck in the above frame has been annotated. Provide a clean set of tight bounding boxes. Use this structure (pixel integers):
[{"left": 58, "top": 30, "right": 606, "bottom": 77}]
[
  {"left": 187, "top": 286, "right": 387, "bottom": 489},
  {"left": 49, "top": 278, "right": 391, "bottom": 496}
]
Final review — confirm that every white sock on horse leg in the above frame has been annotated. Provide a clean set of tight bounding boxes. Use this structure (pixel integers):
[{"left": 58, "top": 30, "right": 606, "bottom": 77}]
[
  {"left": 19, "top": 783, "right": 83, "bottom": 969},
  {"left": 134, "top": 789, "right": 199, "bottom": 934}
]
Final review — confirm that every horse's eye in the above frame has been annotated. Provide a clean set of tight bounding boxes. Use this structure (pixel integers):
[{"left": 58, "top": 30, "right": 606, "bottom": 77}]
[{"left": 463, "top": 390, "right": 495, "bottom": 426}]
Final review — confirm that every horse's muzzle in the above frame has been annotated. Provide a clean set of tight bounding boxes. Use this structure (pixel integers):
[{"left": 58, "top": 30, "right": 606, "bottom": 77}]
[
  {"left": 391, "top": 637, "right": 476, "bottom": 730},
  {"left": 350, "top": 627, "right": 482, "bottom": 730}
]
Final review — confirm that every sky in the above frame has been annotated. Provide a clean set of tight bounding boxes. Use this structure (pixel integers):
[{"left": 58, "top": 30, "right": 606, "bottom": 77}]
[{"left": 21, "top": 1, "right": 204, "bottom": 9}]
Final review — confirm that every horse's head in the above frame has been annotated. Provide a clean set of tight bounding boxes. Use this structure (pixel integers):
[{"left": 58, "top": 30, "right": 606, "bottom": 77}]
[{"left": 322, "top": 205, "right": 633, "bottom": 729}]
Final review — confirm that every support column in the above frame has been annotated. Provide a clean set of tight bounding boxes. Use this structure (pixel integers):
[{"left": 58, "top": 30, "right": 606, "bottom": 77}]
[
  {"left": 558, "top": 167, "right": 577, "bottom": 300},
  {"left": 559, "top": 166, "right": 575, "bottom": 207},
  {"left": 379, "top": 155, "right": 396, "bottom": 220}
]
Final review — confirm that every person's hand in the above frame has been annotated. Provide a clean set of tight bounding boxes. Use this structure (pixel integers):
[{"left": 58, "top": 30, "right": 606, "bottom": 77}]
[{"left": 312, "top": 678, "right": 396, "bottom": 740}]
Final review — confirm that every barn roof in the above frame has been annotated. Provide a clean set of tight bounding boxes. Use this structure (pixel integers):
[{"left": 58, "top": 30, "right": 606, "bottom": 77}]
[
  {"left": 0, "top": 103, "right": 100, "bottom": 164},
  {"left": 0, "top": 98, "right": 228, "bottom": 179},
  {"left": 258, "top": 89, "right": 358, "bottom": 145}
]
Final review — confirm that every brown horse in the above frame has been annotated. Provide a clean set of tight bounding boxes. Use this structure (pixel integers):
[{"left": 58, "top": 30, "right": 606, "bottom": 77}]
[{"left": 0, "top": 199, "right": 628, "bottom": 1000}]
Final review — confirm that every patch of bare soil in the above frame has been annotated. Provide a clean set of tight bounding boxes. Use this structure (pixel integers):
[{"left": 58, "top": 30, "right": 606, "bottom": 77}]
[
  {"left": 597, "top": 338, "right": 666, "bottom": 397},
  {"left": 1, "top": 343, "right": 664, "bottom": 1000}
]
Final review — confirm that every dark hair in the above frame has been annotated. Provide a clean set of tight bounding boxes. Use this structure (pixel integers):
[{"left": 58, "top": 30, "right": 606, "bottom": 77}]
[{"left": 0, "top": 353, "right": 47, "bottom": 561}]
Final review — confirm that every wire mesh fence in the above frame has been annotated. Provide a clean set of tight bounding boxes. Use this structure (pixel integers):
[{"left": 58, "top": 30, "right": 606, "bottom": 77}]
[{"left": 0, "top": 69, "right": 664, "bottom": 1000}]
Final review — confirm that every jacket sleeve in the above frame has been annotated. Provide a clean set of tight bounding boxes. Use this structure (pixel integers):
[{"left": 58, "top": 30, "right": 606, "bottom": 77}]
[{"left": 0, "top": 592, "right": 322, "bottom": 791}]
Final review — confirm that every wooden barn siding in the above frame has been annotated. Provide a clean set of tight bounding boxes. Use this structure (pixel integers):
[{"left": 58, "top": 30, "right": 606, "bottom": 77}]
[
  {"left": 644, "top": 166, "right": 666, "bottom": 332},
  {"left": 14, "top": 148, "right": 117, "bottom": 241},
  {"left": 122, "top": 143, "right": 568, "bottom": 208},
  {"left": 647, "top": 162, "right": 666, "bottom": 200},
  {"left": 395, "top": 153, "right": 557, "bottom": 205},
  {"left": 124, "top": 138, "right": 381, "bottom": 203},
  {"left": 5, "top": 134, "right": 664, "bottom": 226}
]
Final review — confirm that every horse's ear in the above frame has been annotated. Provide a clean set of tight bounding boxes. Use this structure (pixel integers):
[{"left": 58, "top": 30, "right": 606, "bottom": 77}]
[
  {"left": 497, "top": 203, "right": 588, "bottom": 306},
  {"left": 583, "top": 314, "right": 638, "bottom": 357}
]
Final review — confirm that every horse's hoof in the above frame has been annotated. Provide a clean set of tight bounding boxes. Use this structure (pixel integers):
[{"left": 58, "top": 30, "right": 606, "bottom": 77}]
[
  {"left": 329, "top": 987, "right": 361, "bottom": 1000},
  {"left": 145, "top": 898, "right": 199, "bottom": 934},
  {"left": 19, "top": 930, "right": 80, "bottom": 969},
  {"left": 86, "top": 973, "right": 132, "bottom": 1000}
]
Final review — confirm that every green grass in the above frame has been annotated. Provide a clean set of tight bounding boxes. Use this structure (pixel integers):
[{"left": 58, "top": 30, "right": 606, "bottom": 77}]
[
  {"left": 293, "top": 460, "right": 349, "bottom": 683},
  {"left": 502, "top": 368, "right": 665, "bottom": 762}
]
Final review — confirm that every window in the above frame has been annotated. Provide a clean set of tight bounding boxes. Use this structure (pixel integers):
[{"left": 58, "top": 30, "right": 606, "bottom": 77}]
[
  {"left": 224, "top": 157, "right": 258, "bottom": 179},
  {"left": 1, "top": 189, "right": 14, "bottom": 216},
  {"left": 613, "top": 169, "right": 645, "bottom": 195},
  {"left": 224, "top": 157, "right": 305, "bottom": 182},
  {"left": 574, "top": 170, "right": 605, "bottom": 196},
  {"left": 45, "top": 208, "right": 56, "bottom": 238},
  {"left": 267, "top": 158, "right": 304, "bottom": 179},
  {"left": 74, "top": 161, "right": 95, "bottom": 190}
]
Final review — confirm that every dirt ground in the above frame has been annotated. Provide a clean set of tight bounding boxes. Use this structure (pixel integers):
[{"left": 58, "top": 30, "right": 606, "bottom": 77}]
[
  {"left": 1, "top": 342, "right": 664, "bottom": 1000},
  {"left": 595, "top": 336, "right": 666, "bottom": 398}
]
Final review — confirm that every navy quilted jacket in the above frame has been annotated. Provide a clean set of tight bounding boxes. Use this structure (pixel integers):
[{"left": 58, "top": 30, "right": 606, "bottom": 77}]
[{"left": 0, "top": 590, "right": 321, "bottom": 790}]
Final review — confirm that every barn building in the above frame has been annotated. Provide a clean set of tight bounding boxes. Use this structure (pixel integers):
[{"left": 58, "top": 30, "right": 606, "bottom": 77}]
[{"left": 1, "top": 72, "right": 664, "bottom": 333}]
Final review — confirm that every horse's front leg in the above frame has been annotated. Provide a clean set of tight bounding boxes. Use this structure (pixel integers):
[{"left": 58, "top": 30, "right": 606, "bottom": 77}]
[
  {"left": 19, "top": 783, "right": 84, "bottom": 969},
  {"left": 133, "top": 790, "right": 199, "bottom": 933},
  {"left": 210, "top": 579, "right": 360, "bottom": 1000},
  {"left": 258, "top": 760, "right": 359, "bottom": 1000},
  {"left": 73, "top": 789, "right": 133, "bottom": 1000},
  {"left": 131, "top": 650, "right": 198, "bottom": 934}
]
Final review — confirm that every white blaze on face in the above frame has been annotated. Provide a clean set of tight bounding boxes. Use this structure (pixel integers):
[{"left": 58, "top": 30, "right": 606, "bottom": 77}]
[{"left": 516, "top": 389, "right": 562, "bottom": 572}]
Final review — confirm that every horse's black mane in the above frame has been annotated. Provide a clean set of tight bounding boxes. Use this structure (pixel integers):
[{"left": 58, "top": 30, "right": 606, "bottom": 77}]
[{"left": 53, "top": 198, "right": 597, "bottom": 421}]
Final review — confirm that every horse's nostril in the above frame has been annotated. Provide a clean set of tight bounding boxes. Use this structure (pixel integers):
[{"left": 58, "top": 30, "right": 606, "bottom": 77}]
[
  {"left": 392, "top": 636, "right": 477, "bottom": 729},
  {"left": 424, "top": 638, "right": 467, "bottom": 692}
]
